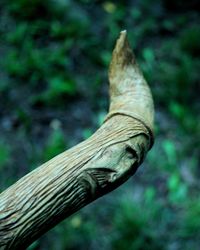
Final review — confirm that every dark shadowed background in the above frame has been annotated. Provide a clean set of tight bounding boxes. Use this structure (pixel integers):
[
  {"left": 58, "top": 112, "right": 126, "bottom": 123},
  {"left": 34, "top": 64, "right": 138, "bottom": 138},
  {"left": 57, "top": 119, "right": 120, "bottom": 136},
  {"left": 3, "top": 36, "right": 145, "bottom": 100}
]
[{"left": 0, "top": 0, "right": 200, "bottom": 249}]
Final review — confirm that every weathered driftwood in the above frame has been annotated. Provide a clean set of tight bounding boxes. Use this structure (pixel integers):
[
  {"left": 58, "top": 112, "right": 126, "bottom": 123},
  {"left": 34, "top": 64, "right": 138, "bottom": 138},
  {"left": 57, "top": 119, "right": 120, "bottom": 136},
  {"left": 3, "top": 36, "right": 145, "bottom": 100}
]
[{"left": 0, "top": 31, "right": 154, "bottom": 249}]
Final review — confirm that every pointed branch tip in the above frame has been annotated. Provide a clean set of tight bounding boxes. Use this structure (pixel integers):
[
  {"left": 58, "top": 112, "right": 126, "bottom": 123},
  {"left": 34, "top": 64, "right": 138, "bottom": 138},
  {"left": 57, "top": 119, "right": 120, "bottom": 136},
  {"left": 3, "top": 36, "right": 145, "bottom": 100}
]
[
  {"left": 120, "top": 30, "right": 127, "bottom": 35},
  {"left": 109, "top": 30, "right": 135, "bottom": 76},
  {"left": 115, "top": 30, "right": 128, "bottom": 52}
]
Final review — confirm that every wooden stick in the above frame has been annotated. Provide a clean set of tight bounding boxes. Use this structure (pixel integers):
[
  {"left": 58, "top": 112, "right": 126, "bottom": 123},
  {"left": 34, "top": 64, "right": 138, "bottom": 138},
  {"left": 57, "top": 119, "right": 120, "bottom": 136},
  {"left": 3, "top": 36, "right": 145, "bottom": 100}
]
[{"left": 0, "top": 31, "right": 154, "bottom": 249}]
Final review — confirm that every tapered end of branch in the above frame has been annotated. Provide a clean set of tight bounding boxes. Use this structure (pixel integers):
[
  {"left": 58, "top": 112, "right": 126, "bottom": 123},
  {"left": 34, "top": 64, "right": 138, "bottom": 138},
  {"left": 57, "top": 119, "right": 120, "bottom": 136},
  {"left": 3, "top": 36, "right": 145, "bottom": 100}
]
[
  {"left": 106, "top": 30, "right": 154, "bottom": 147},
  {"left": 109, "top": 30, "right": 135, "bottom": 78}
]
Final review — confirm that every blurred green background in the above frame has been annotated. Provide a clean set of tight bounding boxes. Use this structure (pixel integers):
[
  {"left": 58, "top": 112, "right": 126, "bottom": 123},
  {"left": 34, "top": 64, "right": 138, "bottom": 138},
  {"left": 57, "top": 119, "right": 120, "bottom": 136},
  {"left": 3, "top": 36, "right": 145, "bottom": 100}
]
[{"left": 0, "top": 0, "right": 200, "bottom": 249}]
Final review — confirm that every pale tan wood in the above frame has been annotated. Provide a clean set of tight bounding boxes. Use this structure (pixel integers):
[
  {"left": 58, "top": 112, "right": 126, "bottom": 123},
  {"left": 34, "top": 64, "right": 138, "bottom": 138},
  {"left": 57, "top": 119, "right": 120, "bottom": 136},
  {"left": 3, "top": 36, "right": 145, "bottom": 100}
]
[{"left": 0, "top": 31, "right": 154, "bottom": 249}]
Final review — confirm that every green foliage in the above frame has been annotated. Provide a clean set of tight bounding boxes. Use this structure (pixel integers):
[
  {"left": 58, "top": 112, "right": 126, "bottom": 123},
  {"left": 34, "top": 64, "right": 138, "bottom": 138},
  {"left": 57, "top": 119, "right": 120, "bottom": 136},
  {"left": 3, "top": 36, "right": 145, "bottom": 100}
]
[
  {"left": 180, "top": 198, "right": 200, "bottom": 238},
  {"left": 0, "top": 0, "right": 200, "bottom": 249},
  {"left": 144, "top": 186, "right": 156, "bottom": 204},
  {"left": 0, "top": 142, "right": 11, "bottom": 170},
  {"left": 112, "top": 200, "right": 164, "bottom": 250},
  {"left": 180, "top": 26, "right": 200, "bottom": 56},
  {"left": 7, "top": 0, "right": 65, "bottom": 20},
  {"left": 54, "top": 215, "right": 97, "bottom": 249},
  {"left": 169, "top": 102, "right": 199, "bottom": 133},
  {"left": 167, "top": 173, "right": 188, "bottom": 204},
  {"left": 162, "top": 139, "right": 177, "bottom": 170},
  {"left": 43, "top": 125, "right": 67, "bottom": 161},
  {"left": 37, "top": 76, "right": 77, "bottom": 106}
]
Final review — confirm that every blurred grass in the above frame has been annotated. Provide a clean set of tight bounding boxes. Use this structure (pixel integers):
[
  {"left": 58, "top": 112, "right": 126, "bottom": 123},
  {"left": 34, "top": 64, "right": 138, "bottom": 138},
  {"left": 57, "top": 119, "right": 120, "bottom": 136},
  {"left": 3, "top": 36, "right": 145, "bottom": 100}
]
[{"left": 0, "top": 0, "right": 200, "bottom": 249}]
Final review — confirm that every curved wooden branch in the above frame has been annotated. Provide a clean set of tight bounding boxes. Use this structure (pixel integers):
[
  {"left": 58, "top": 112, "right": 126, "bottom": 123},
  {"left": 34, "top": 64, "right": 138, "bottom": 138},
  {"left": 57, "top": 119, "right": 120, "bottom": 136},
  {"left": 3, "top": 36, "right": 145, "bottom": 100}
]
[{"left": 0, "top": 31, "right": 154, "bottom": 249}]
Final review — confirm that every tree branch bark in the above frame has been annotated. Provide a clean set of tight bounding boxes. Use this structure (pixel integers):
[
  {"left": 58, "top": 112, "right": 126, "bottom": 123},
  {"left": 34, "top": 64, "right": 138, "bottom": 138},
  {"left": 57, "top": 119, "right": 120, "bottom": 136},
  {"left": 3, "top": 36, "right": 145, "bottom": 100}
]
[{"left": 0, "top": 31, "right": 154, "bottom": 249}]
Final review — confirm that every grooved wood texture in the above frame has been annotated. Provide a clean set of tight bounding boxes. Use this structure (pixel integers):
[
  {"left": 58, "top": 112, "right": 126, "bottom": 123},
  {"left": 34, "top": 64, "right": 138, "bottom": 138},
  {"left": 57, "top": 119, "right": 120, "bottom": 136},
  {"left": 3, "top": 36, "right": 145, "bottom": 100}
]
[{"left": 0, "top": 31, "right": 154, "bottom": 249}]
